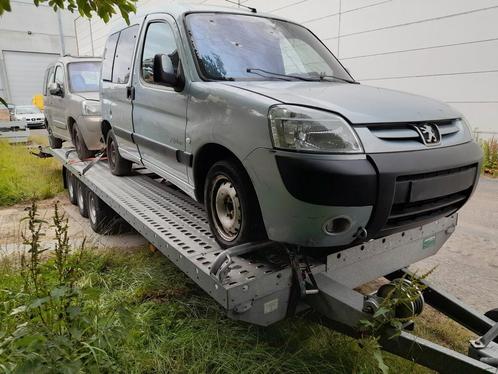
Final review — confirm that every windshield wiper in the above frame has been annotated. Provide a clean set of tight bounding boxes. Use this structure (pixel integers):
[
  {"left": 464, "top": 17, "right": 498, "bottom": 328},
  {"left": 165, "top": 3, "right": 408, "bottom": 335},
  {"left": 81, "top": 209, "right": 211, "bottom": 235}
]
[
  {"left": 246, "top": 68, "right": 315, "bottom": 82},
  {"left": 317, "top": 73, "right": 357, "bottom": 84}
]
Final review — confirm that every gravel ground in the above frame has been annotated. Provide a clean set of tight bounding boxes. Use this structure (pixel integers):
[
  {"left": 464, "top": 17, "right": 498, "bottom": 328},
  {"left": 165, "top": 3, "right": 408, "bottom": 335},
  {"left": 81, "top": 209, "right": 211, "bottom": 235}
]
[{"left": 1, "top": 164, "right": 496, "bottom": 313}]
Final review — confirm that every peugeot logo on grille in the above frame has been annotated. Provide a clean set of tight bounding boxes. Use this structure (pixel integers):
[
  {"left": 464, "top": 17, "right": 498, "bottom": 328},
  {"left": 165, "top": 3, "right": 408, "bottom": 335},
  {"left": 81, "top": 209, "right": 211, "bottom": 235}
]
[{"left": 412, "top": 123, "right": 441, "bottom": 146}]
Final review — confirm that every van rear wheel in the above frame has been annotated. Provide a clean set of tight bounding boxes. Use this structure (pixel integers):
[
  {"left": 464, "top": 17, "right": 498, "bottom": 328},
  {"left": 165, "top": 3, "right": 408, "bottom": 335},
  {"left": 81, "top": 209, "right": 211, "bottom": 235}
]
[
  {"left": 204, "top": 159, "right": 267, "bottom": 248},
  {"left": 107, "top": 129, "right": 132, "bottom": 176}
]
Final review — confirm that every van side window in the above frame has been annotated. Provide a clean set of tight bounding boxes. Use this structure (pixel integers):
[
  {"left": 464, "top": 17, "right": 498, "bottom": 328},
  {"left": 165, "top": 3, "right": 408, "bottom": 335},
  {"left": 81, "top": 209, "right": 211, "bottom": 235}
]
[
  {"left": 141, "top": 22, "right": 178, "bottom": 84},
  {"left": 113, "top": 25, "right": 139, "bottom": 84},
  {"left": 44, "top": 67, "right": 54, "bottom": 95},
  {"left": 54, "top": 65, "right": 64, "bottom": 86},
  {"left": 102, "top": 32, "right": 119, "bottom": 82}
]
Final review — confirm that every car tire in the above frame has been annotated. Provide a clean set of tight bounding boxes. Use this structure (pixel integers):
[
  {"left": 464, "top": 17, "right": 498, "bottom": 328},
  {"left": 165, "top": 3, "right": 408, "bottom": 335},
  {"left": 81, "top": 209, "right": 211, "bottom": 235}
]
[
  {"left": 107, "top": 129, "right": 132, "bottom": 176},
  {"left": 204, "top": 159, "right": 267, "bottom": 248},
  {"left": 66, "top": 168, "right": 78, "bottom": 205},
  {"left": 47, "top": 123, "right": 63, "bottom": 149},
  {"left": 72, "top": 124, "right": 94, "bottom": 160},
  {"left": 76, "top": 181, "right": 89, "bottom": 218},
  {"left": 88, "top": 191, "right": 120, "bottom": 234}
]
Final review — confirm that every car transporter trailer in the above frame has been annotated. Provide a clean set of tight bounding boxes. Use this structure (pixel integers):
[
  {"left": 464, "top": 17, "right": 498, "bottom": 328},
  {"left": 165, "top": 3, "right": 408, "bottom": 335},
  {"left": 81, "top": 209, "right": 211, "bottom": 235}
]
[{"left": 42, "top": 146, "right": 498, "bottom": 373}]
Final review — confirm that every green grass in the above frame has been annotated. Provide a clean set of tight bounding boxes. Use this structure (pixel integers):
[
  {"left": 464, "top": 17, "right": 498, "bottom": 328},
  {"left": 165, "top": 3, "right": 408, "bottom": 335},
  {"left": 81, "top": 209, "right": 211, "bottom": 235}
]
[
  {"left": 0, "top": 140, "right": 63, "bottom": 206},
  {"left": 0, "top": 246, "right": 475, "bottom": 373}
]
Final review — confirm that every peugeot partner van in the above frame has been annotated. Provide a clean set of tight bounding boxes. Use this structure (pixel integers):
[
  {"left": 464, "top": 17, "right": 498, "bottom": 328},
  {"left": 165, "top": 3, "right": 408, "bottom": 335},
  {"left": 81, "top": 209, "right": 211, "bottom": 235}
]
[
  {"left": 101, "top": 5, "right": 482, "bottom": 249},
  {"left": 44, "top": 56, "right": 103, "bottom": 160}
]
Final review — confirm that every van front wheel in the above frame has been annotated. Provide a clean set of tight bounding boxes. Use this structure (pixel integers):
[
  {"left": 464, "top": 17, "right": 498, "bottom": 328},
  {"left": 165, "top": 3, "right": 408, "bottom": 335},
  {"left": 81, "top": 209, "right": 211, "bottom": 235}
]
[
  {"left": 204, "top": 160, "right": 267, "bottom": 248},
  {"left": 47, "top": 123, "right": 63, "bottom": 149}
]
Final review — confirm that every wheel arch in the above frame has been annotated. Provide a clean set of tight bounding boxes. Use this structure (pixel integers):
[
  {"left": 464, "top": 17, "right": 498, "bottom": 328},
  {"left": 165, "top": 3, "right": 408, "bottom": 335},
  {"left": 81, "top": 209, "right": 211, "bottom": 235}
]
[{"left": 193, "top": 143, "right": 250, "bottom": 204}]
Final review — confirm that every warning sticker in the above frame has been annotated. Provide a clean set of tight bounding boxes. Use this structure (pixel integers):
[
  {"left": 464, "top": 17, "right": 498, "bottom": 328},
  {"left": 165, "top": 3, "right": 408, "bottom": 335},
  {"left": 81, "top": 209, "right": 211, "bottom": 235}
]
[
  {"left": 422, "top": 235, "right": 436, "bottom": 250},
  {"left": 264, "top": 299, "right": 278, "bottom": 314}
]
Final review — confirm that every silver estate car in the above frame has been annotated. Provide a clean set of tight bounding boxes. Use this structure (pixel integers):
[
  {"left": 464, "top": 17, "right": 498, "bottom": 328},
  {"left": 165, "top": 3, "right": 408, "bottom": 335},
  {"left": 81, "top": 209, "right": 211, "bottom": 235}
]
[
  {"left": 44, "top": 56, "right": 103, "bottom": 160},
  {"left": 101, "top": 5, "right": 482, "bottom": 249}
]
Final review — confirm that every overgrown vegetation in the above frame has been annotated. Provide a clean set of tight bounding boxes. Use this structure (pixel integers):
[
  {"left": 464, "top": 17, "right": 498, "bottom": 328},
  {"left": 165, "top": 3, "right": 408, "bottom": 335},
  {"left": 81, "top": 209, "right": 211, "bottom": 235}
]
[
  {"left": 0, "top": 204, "right": 474, "bottom": 373},
  {"left": 480, "top": 137, "right": 498, "bottom": 177},
  {"left": 0, "top": 140, "right": 63, "bottom": 206}
]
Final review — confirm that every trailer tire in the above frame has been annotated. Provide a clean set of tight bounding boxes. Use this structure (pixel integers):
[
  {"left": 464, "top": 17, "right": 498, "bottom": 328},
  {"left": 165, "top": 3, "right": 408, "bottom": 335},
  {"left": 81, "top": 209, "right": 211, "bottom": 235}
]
[
  {"left": 88, "top": 191, "right": 119, "bottom": 234},
  {"left": 72, "top": 124, "right": 94, "bottom": 160},
  {"left": 205, "top": 159, "right": 267, "bottom": 248},
  {"left": 48, "top": 123, "right": 63, "bottom": 149},
  {"left": 107, "top": 129, "right": 132, "bottom": 176},
  {"left": 66, "top": 169, "right": 78, "bottom": 205},
  {"left": 77, "top": 181, "right": 89, "bottom": 218},
  {"left": 485, "top": 308, "right": 498, "bottom": 322}
]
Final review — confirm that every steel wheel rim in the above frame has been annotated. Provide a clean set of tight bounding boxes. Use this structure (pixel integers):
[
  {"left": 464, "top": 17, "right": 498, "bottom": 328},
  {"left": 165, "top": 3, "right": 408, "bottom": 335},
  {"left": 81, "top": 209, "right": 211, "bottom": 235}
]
[
  {"left": 211, "top": 175, "right": 241, "bottom": 242},
  {"left": 77, "top": 184, "right": 85, "bottom": 211},
  {"left": 89, "top": 195, "right": 97, "bottom": 224},
  {"left": 68, "top": 175, "right": 75, "bottom": 200}
]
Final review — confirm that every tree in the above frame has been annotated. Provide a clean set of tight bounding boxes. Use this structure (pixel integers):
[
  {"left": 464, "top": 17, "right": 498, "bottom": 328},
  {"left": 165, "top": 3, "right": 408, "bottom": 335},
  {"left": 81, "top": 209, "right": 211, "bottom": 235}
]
[{"left": 0, "top": 0, "right": 137, "bottom": 24}]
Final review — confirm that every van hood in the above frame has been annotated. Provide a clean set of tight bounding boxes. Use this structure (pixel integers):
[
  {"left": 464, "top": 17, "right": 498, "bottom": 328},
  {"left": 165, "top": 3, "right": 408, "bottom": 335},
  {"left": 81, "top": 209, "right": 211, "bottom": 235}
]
[
  {"left": 223, "top": 81, "right": 459, "bottom": 124},
  {"left": 75, "top": 91, "right": 99, "bottom": 101}
]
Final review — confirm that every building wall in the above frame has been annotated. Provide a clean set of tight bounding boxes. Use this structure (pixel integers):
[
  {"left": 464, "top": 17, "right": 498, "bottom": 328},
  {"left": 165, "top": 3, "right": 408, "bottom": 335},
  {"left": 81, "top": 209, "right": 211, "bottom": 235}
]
[
  {"left": 75, "top": 0, "right": 498, "bottom": 135},
  {"left": 0, "top": 0, "right": 77, "bottom": 102}
]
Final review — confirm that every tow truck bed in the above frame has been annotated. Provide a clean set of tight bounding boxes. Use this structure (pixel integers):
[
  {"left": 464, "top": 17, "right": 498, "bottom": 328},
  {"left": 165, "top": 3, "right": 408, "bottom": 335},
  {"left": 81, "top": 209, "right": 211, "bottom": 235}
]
[{"left": 49, "top": 147, "right": 498, "bottom": 373}]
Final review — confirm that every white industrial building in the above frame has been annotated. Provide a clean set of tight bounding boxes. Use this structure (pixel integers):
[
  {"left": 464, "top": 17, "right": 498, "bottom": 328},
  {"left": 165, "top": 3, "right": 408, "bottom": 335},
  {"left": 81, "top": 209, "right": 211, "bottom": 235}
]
[
  {"left": 73, "top": 0, "right": 498, "bottom": 136},
  {"left": 0, "top": 0, "right": 77, "bottom": 105}
]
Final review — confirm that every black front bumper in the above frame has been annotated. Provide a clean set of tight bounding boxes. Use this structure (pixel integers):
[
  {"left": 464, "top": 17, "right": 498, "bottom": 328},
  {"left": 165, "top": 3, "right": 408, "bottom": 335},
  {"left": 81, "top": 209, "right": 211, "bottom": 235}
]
[{"left": 276, "top": 141, "right": 482, "bottom": 239}]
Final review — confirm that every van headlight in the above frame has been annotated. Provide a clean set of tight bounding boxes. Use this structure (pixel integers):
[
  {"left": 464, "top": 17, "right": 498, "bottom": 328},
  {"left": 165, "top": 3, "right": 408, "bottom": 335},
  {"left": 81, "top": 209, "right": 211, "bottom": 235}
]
[
  {"left": 82, "top": 101, "right": 101, "bottom": 116},
  {"left": 269, "top": 105, "right": 363, "bottom": 153}
]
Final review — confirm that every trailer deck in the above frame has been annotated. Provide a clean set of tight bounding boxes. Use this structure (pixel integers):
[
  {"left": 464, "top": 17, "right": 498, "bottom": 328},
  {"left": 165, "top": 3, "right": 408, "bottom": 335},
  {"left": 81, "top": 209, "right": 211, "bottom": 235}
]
[{"left": 48, "top": 146, "right": 498, "bottom": 373}]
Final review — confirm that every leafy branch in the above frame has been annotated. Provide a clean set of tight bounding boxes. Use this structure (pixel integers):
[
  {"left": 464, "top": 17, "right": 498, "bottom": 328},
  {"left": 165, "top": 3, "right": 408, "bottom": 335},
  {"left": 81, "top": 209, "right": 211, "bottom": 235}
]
[{"left": 0, "top": 0, "right": 137, "bottom": 24}]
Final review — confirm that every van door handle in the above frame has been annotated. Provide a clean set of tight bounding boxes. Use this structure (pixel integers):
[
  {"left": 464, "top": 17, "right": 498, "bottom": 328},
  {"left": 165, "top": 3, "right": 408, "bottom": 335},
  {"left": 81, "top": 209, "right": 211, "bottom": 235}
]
[{"left": 127, "top": 86, "right": 135, "bottom": 100}]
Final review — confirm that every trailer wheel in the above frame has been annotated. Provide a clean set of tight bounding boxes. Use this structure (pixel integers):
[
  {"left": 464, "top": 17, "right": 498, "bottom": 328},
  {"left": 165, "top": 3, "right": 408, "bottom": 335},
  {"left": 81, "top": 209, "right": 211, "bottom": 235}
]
[
  {"left": 66, "top": 169, "right": 78, "bottom": 205},
  {"left": 47, "top": 123, "right": 63, "bottom": 149},
  {"left": 485, "top": 308, "right": 498, "bottom": 322},
  {"left": 205, "top": 159, "right": 267, "bottom": 248},
  {"left": 88, "top": 191, "right": 119, "bottom": 234},
  {"left": 76, "top": 181, "right": 89, "bottom": 218},
  {"left": 72, "top": 124, "right": 94, "bottom": 160},
  {"left": 107, "top": 129, "right": 132, "bottom": 176}
]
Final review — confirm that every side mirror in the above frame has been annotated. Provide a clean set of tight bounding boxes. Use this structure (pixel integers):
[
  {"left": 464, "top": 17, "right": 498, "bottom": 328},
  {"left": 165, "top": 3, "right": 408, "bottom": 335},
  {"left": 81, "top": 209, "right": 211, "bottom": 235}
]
[
  {"left": 153, "top": 53, "right": 178, "bottom": 86},
  {"left": 48, "top": 82, "right": 63, "bottom": 96}
]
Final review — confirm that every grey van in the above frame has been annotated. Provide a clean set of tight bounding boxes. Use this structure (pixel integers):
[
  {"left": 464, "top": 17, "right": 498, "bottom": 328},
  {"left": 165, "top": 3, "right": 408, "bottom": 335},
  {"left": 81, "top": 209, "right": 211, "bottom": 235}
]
[
  {"left": 101, "top": 5, "right": 482, "bottom": 249},
  {"left": 44, "top": 56, "right": 103, "bottom": 160}
]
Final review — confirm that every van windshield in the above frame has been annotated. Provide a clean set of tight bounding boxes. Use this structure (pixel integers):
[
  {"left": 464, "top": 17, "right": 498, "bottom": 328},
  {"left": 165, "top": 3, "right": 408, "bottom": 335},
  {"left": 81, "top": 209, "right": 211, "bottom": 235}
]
[
  {"left": 185, "top": 13, "right": 353, "bottom": 82},
  {"left": 68, "top": 62, "right": 101, "bottom": 92}
]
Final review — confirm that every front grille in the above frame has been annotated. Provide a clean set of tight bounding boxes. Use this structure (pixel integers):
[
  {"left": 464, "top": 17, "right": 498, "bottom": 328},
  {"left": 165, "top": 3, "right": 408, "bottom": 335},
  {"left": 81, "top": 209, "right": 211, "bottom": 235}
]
[
  {"left": 384, "top": 164, "right": 476, "bottom": 230},
  {"left": 368, "top": 119, "right": 460, "bottom": 144}
]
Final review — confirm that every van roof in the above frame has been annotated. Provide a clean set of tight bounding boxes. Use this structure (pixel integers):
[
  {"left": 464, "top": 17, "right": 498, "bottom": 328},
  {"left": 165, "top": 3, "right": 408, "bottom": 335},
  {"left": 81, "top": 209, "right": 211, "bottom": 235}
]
[
  {"left": 46, "top": 56, "right": 102, "bottom": 69},
  {"left": 109, "top": 2, "right": 276, "bottom": 34}
]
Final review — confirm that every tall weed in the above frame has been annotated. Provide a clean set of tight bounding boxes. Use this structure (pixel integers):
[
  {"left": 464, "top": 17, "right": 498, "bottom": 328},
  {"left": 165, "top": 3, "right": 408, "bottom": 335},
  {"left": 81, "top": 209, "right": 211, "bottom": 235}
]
[{"left": 0, "top": 202, "right": 118, "bottom": 373}]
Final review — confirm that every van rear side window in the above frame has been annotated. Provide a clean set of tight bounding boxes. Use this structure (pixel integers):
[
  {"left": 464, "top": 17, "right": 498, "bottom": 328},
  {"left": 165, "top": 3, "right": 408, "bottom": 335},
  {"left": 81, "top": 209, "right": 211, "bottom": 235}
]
[
  {"left": 113, "top": 25, "right": 139, "bottom": 84},
  {"left": 102, "top": 32, "right": 119, "bottom": 82}
]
